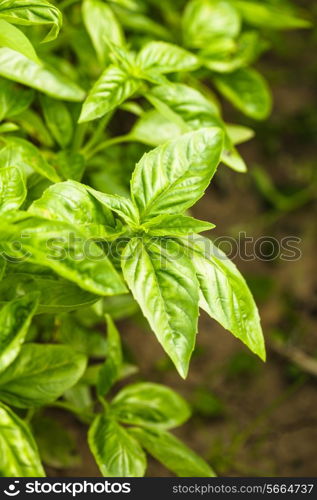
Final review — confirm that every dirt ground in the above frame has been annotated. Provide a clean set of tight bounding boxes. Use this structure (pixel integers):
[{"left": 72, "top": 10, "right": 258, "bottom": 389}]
[{"left": 47, "top": 17, "right": 317, "bottom": 478}]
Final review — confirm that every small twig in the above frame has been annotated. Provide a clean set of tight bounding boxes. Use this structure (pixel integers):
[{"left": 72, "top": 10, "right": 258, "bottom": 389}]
[{"left": 270, "top": 340, "right": 317, "bottom": 378}]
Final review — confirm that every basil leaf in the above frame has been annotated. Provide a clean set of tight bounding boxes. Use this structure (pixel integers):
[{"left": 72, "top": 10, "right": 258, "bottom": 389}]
[
  {"left": 144, "top": 214, "right": 215, "bottom": 236},
  {"left": 226, "top": 123, "right": 254, "bottom": 145},
  {"left": 130, "top": 128, "right": 223, "bottom": 220},
  {"left": 150, "top": 82, "right": 221, "bottom": 124},
  {"left": 131, "top": 109, "right": 184, "bottom": 147},
  {"left": 0, "top": 48, "right": 85, "bottom": 101},
  {"left": 0, "top": 19, "right": 40, "bottom": 63},
  {"left": 0, "top": 293, "right": 39, "bottom": 374},
  {"left": 59, "top": 315, "right": 107, "bottom": 358},
  {"left": 137, "top": 41, "right": 199, "bottom": 74},
  {"left": 0, "top": 273, "right": 97, "bottom": 314},
  {"left": 97, "top": 314, "right": 123, "bottom": 396},
  {"left": 234, "top": 1, "right": 311, "bottom": 30},
  {"left": 183, "top": 235, "right": 266, "bottom": 360},
  {"left": 0, "top": 0, "right": 63, "bottom": 43},
  {"left": 183, "top": 0, "right": 241, "bottom": 48},
  {"left": 54, "top": 151, "right": 86, "bottom": 182},
  {"left": 1, "top": 215, "right": 127, "bottom": 296},
  {"left": 0, "top": 77, "right": 34, "bottom": 121},
  {"left": 0, "top": 343, "right": 87, "bottom": 407},
  {"left": 29, "top": 180, "right": 115, "bottom": 228},
  {"left": 0, "top": 166, "right": 26, "bottom": 213},
  {"left": 40, "top": 95, "right": 73, "bottom": 149},
  {"left": 146, "top": 84, "right": 246, "bottom": 173},
  {"left": 122, "top": 238, "right": 199, "bottom": 378},
  {"left": 214, "top": 68, "right": 272, "bottom": 120},
  {"left": 0, "top": 136, "right": 60, "bottom": 183},
  {"left": 82, "top": 0, "right": 124, "bottom": 64},
  {"left": 130, "top": 427, "right": 215, "bottom": 477},
  {"left": 89, "top": 414, "right": 146, "bottom": 477},
  {"left": 79, "top": 65, "right": 140, "bottom": 123},
  {"left": 111, "top": 382, "right": 191, "bottom": 429},
  {"left": 87, "top": 185, "right": 139, "bottom": 225},
  {"left": 0, "top": 402, "right": 45, "bottom": 477},
  {"left": 201, "top": 30, "right": 261, "bottom": 73}
]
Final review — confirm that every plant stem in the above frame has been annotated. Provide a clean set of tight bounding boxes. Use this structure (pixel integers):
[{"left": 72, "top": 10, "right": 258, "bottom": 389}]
[
  {"left": 81, "top": 112, "right": 114, "bottom": 156},
  {"left": 85, "top": 134, "right": 134, "bottom": 159},
  {"left": 72, "top": 123, "right": 87, "bottom": 153}
]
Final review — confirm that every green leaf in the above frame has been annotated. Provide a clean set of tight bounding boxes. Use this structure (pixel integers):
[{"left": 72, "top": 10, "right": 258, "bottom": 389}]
[
  {"left": 131, "top": 109, "right": 184, "bottom": 147},
  {"left": 0, "top": 273, "right": 97, "bottom": 314},
  {"left": 234, "top": 1, "right": 311, "bottom": 30},
  {"left": 88, "top": 414, "right": 146, "bottom": 477},
  {"left": 59, "top": 315, "right": 107, "bottom": 358},
  {"left": 0, "top": 0, "right": 63, "bottom": 43},
  {"left": 182, "top": 235, "right": 266, "bottom": 360},
  {"left": 183, "top": 0, "right": 241, "bottom": 48},
  {"left": 145, "top": 84, "right": 245, "bottom": 173},
  {"left": 111, "top": 382, "right": 191, "bottom": 429},
  {"left": 130, "top": 128, "right": 223, "bottom": 220},
  {"left": 0, "top": 77, "right": 34, "bottom": 121},
  {"left": 40, "top": 95, "right": 73, "bottom": 149},
  {"left": 0, "top": 402, "right": 45, "bottom": 477},
  {"left": 144, "top": 214, "right": 215, "bottom": 236},
  {"left": 0, "top": 343, "right": 87, "bottom": 407},
  {"left": 0, "top": 136, "right": 60, "bottom": 182},
  {"left": 87, "top": 185, "right": 139, "bottom": 225},
  {"left": 130, "top": 427, "right": 215, "bottom": 477},
  {"left": 97, "top": 314, "right": 123, "bottom": 396},
  {"left": 82, "top": 0, "right": 124, "bottom": 64},
  {"left": 32, "top": 415, "right": 80, "bottom": 469},
  {"left": 150, "top": 82, "right": 221, "bottom": 125},
  {"left": 0, "top": 293, "right": 39, "bottom": 374},
  {"left": 0, "top": 48, "right": 85, "bottom": 101},
  {"left": 213, "top": 68, "right": 272, "bottom": 120},
  {"left": 201, "top": 30, "right": 261, "bottom": 73},
  {"left": 29, "top": 180, "right": 115, "bottom": 228},
  {"left": 79, "top": 65, "right": 140, "bottom": 123},
  {"left": 226, "top": 123, "right": 254, "bottom": 145},
  {"left": 0, "top": 166, "right": 26, "bottom": 213},
  {"left": 54, "top": 151, "right": 86, "bottom": 182},
  {"left": 1, "top": 214, "right": 127, "bottom": 296},
  {"left": 116, "top": 10, "right": 171, "bottom": 40},
  {"left": 0, "top": 19, "right": 40, "bottom": 63},
  {"left": 137, "top": 41, "right": 199, "bottom": 74},
  {"left": 122, "top": 238, "right": 199, "bottom": 378}
]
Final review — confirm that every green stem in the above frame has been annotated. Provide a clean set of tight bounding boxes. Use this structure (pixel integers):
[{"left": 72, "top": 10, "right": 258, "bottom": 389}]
[
  {"left": 81, "top": 112, "right": 114, "bottom": 156},
  {"left": 85, "top": 134, "right": 134, "bottom": 159},
  {"left": 72, "top": 123, "right": 87, "bottom": 153},
  {"left": 25, "top": 408, "right": 36, "bottom": 423}
]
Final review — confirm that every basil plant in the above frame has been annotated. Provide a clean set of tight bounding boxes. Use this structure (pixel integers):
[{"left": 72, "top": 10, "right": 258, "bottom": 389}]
[{"left": 0, "top": 0, "right": 309, "bottom": 478}]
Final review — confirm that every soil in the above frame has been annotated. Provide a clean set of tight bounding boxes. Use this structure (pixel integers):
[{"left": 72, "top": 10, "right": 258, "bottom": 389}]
[{"left": 47, "top": 16, "right": 317, "bottom": 478}]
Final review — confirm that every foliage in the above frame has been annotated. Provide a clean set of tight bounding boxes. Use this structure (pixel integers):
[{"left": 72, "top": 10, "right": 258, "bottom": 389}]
[{"left": 0, "top": 0, "right": 309, "bottom": 477}]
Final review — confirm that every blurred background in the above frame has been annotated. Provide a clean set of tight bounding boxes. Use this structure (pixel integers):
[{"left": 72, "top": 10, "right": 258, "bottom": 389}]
[{"left": 45, "top": 0, "right": 317, "bottom": 477}]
